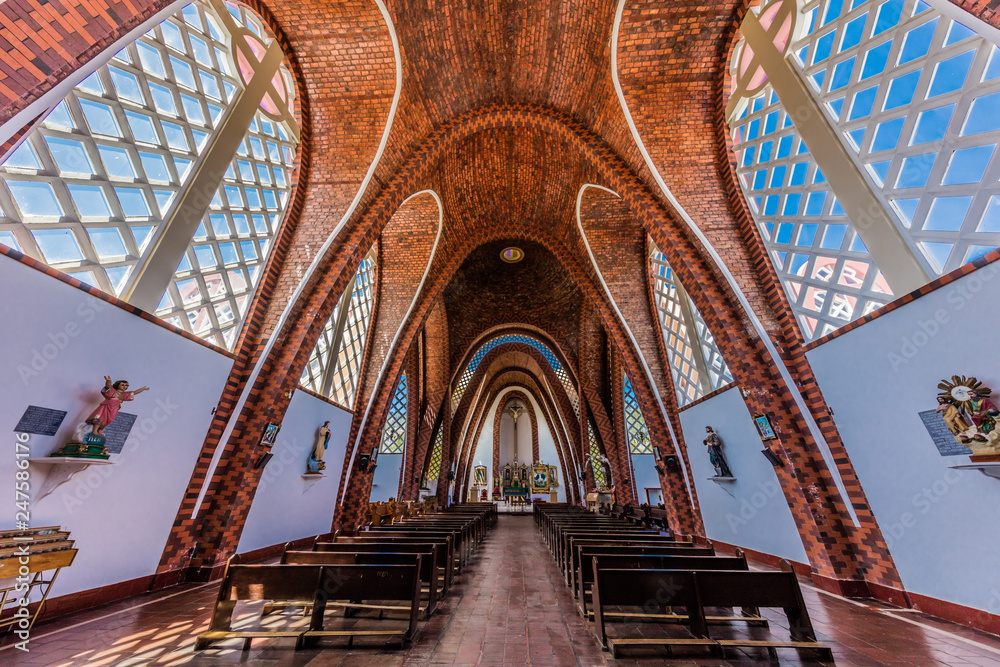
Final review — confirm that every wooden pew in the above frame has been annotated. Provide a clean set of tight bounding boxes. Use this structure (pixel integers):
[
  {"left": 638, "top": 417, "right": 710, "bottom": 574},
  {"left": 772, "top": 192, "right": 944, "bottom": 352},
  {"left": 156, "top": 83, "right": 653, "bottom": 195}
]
[
  {"left": 328, "top": 536, "right": 455, "bottom": 591},
  {"left": 363, "top": 528, "right": 467, "bottom": 573},
  {"left": 284, "top": 551, "right": 438, "bottom": 618},
  {"left": 577, "top": 553, "right": 760, "bottom": 625},
  {"left": 569, "top": 540, "right": 712, "bottom": 593},
  {"left": 194, "top": 561, "right": 422, "bottom": 651},
  {"left": 557, "top": 528, "right": 660, "bottom": 574},
  {"left": 590, "top": 563, "right": 832, "bottom": 659}
]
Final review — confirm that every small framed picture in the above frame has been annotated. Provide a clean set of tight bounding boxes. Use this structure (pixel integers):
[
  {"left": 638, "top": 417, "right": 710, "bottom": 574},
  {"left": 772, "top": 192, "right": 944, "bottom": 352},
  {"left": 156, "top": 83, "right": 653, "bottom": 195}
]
[
  {"left": 261, "top": 423, "right": 281, "bottom": 446},
  {"left": 753, "top": 414, "right": 776, "bottom": 441},
  {"left": 473, "top": 465, "right": 488, "bottom": 487}
]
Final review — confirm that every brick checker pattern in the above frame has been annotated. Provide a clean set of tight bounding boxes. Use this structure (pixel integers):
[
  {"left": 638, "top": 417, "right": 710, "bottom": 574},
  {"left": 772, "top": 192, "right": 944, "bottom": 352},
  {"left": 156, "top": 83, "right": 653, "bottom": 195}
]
[{"left": 3, "top": 0, "right": 964, "bottom": 592}]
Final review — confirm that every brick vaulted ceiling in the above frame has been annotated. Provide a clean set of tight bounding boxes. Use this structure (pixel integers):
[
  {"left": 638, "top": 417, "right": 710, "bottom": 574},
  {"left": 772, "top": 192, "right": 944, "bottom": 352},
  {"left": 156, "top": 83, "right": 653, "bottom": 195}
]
[{"left": 11, "top": 0, "right": 983, "bottom": 581}]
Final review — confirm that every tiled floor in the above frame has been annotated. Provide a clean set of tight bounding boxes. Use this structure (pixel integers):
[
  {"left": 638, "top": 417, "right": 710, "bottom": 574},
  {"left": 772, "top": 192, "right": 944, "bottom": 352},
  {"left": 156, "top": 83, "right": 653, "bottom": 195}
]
[{"left": 3, "top": 515, "right": 1000, "bottom": 665}]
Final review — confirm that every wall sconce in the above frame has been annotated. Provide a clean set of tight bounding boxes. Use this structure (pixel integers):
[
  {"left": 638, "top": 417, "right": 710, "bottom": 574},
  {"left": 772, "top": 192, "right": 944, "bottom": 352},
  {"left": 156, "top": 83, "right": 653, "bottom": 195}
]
[
  {"left": 761, "top": 447, "right": 783, "bottom": 467},
  {"left": 359, "top": 445, "right": 379, "bottom": 472},
  {"left": 662, "top": 454, "right": 679, "bottom": 471}
]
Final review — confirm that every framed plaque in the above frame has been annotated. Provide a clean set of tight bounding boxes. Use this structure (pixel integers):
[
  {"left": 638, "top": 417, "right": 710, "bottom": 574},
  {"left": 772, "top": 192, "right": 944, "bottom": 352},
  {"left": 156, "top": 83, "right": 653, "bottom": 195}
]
[{"left": 753, "top": 413, "right": 777, "bottom": 441}]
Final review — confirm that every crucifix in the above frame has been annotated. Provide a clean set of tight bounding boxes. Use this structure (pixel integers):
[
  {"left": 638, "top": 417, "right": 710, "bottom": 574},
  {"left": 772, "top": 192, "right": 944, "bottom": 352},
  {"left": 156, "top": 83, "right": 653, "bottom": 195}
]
[{"left": 506, "top": 401, "right": 524, "bottom": 465}]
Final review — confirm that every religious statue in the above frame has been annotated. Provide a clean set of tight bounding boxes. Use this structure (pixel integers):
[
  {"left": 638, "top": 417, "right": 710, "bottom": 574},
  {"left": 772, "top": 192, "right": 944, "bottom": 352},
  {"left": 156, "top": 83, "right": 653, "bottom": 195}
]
[
  {"left": 87, "top": 376, "right": 149, "bottom": 436},
  {"left": 936, "top": 375, "right": 1000, "bottom": 455},
  {"left": 53, "top": 375, "right": 149, "bottom": 459},
  {"left": 936, "top": 396, "right": 970, "bottom": 437},
  {"left": 703, "top": 426, "right": 733, "bottom": 477},
  {"left": 306, "top": 421, "right": 331, "bottom": 474}
]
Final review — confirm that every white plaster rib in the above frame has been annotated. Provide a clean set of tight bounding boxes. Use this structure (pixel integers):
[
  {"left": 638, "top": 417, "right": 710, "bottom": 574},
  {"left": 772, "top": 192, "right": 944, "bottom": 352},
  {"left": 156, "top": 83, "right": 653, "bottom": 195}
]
[
  {"left": 611, "top": 0, "right": 859, "bottom": 527},
  {"left": 575, "top": 183, "right": 697, "bottom": 510},
  {"left": 191, "top": 0, "right": 403, "bottom": 519},
  {"left": 345, "top": 189, "right": 445, "bottom": 496}
]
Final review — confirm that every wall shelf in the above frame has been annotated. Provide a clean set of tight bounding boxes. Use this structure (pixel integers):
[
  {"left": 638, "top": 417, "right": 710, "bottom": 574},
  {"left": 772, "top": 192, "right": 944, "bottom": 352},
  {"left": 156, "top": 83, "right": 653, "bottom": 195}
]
[
  {"left": 709, "top": 476, "right": 737, "bottom": 484},
  {"left": 949, "top": 463, "right": 1000, "bottom": 480},
  {"left": 28, "top": 457, "right": 114, "bottom": 501}
]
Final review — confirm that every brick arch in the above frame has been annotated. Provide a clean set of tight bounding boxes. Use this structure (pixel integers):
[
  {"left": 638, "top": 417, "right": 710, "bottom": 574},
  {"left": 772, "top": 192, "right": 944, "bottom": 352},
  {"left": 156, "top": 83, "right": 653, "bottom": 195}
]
[
  {"left": 343, "top": 224, "right": 697, "bottom": 534},
  {"left": 492, "top": 390, "right": 539, "bottom": 470},
  {"left": 703, "top": 0, "right": 906, "bottom": 590},
  {"left": 451, "top": 323, "right": 581, "bottom": 388},
  {"left": 453, "top": 355, "right": 578, "bottom": 475},
  {"left": 448, "top": 346, "right": 584, "bottom": 501},
  {"left": 449, "top": 339, "right": 579, "bottom": 448},
  {"left": 174, "top": 103, "right": 774, "bottom": 560},
  {"left": 456, "top": 375, "right": 580, "bottom": 506}
]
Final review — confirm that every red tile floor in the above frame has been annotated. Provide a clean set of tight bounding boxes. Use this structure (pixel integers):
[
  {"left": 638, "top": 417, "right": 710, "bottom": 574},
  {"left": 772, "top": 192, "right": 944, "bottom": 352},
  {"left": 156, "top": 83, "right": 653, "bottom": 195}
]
[{"left": 3, "top": 515, "right": 1000, "bottom": 665}]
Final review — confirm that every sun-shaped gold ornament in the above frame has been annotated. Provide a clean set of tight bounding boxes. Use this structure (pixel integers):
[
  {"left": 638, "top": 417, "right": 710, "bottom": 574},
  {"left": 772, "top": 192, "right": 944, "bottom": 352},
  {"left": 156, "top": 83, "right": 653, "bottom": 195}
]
[{"left": 937, "top": 375, "right": 992, "bottom": 411}]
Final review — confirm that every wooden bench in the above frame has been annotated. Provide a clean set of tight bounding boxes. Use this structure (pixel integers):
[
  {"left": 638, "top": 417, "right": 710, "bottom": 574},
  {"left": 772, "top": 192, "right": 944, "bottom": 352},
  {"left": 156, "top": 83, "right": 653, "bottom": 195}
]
[
  {"left": 363, "top": 528, "right": 467, "bottom": 573},
  {"left": 569, "top": 541, "right": 713, "bottom": 594},
  {"left": 591, "top": 563, "right": 832, "bottom": 660},
  {"left": 194, "top": 561, "right": 422, "bottom": 651},
  {"left": 283, "top": 550, "right": 438, "bottom": 618},
  {"left": 579, "top": 553, "right": 763, "bottom": 626},
  {"left": 327, "top": 536, "right": 454, "bottom": 591}
]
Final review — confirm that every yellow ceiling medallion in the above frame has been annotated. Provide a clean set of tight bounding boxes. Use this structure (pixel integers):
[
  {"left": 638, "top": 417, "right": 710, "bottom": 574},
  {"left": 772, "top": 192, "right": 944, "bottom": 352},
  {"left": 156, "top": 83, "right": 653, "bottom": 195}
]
[{"left": 500, "top": 247, "right": 524, "bottom": 263}]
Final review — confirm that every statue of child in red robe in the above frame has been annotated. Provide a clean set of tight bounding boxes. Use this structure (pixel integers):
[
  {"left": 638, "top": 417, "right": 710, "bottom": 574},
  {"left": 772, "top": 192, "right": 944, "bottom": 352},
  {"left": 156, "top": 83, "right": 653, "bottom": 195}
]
[{"left": 86, "top": 376, "right": 150, "bottom": 435}]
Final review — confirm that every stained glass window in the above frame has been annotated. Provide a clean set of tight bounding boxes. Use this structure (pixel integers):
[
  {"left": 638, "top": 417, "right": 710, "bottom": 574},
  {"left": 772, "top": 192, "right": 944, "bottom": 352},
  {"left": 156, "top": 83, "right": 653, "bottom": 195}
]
[
  {"left": 729, "top": 0, "right": 1000, "bottom": 341},
  {"left": 623, "top": 374, "right": 654, "bottom": 454},
  {"left": 588, "top": 421, "right": 608, "bottom": 488},
  {"left": 380, "top": 373, "right": 408, "bottom": 454},
  {"left": 452, "top": 333, "right": 578, "bottom": 414},
  {"left": 426, "top": 426, "right": 444, "bottom": 483}
]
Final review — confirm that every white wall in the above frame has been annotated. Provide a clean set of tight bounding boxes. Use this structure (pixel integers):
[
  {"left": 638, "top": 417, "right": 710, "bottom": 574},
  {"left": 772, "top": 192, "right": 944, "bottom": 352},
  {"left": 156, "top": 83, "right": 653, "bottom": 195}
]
[
  {"left": 807, "top": 262, "right": 1000, "bottom": 613},
  {"left": 0, "top": 255, "right": 232, "bottom": 598},
  {"left": 369, "top": 453, "right": 403, "bottom": 502},
  {"left": 678, "top": 388, "right": 808, "bottom": 564},
  {"left": 630, "top": 453, "right": 662, "bottom": 506},
  {"left": 237, "top": 391, "right": 351, "bottom": 554}
]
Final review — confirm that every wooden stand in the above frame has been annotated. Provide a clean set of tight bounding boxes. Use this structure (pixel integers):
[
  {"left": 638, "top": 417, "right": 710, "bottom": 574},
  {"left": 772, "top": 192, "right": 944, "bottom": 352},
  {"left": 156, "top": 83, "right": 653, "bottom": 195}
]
[{"left": 0, "top": 527, "right": 77, "bottom": 635}]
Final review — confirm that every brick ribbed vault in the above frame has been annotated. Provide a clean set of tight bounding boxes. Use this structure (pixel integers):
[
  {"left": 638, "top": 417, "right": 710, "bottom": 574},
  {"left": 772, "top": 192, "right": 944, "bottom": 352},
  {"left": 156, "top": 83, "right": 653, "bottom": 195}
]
[{"left": 13, "top": 0, "right": 988, "bottom": 601}]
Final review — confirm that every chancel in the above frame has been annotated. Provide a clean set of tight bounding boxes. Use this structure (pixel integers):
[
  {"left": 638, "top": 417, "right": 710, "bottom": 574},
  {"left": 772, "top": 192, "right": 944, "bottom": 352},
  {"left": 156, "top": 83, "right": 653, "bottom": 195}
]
[{"left": 3, "top": 0, "right": 1000, "bottom": 664}]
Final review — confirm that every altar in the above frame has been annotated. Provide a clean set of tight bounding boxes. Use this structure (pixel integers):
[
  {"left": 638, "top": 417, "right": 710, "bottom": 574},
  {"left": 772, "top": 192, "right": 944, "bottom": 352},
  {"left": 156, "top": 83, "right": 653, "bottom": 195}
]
[{"left": 503, "top": 485, "right": 528, "bottom": 499}]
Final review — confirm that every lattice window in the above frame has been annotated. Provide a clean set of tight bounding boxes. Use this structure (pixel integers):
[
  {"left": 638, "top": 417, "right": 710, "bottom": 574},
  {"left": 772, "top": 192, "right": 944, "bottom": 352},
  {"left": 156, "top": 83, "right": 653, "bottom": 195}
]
[
  {"left": 730, "top": 0, "right": 1000, "bottom": 341},
  {"left": 451, "top": 333, "right": 579, "bottom": 414},
  {"left": 156, "top": 107, "right": 295, "bottom": 348},
  {"left": 648, "top": 246, "right": 734, "bottom": 407},
  {"left": 426, "top": 426, "right": 444, "bottom": 482},
  {"left": 690, "top": 306, "right": 735, "bottom": 392},
  {"left": 588, "top": 421, "right": 608, "bottom": 488},
  {"left": 0, "top": 1, "right": 297, "bottom": 351},
  {"left": 380, "top": 373, "right": 407, "bottom": 454},
  {"left": 795, "top": 0, "right": 1000, "bottom": 274},
  {"left": 298, "top": 255, "right": 377, "bottom": 408},
  {"left": 328, "top": 256, "right": 377, "bottom": 407},
  {"left": 299, "top": 300, "right": 342, "bottom": 394},
  {"left": 623, "top": 374, "right": 653, "bottom": 455},
  {"left": 731, "top": 88, "right": 892, "bottom": 340}
]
